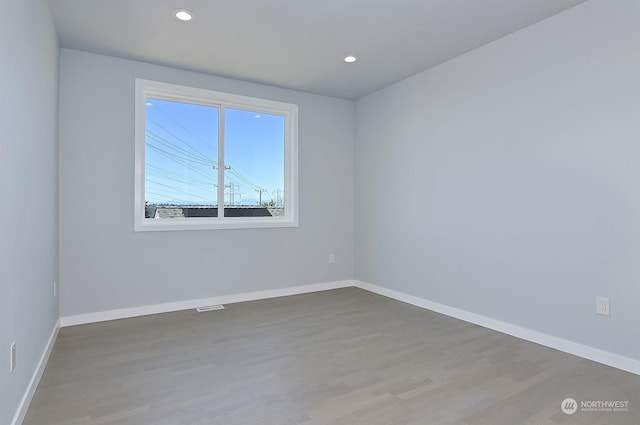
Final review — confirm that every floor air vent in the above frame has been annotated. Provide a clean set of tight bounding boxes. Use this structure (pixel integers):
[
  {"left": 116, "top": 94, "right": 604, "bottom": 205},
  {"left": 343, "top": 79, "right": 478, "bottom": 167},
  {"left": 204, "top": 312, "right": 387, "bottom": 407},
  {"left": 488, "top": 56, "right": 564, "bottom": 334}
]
[{"left": 196, "top": 305, "right": 225, "bottom": 312}]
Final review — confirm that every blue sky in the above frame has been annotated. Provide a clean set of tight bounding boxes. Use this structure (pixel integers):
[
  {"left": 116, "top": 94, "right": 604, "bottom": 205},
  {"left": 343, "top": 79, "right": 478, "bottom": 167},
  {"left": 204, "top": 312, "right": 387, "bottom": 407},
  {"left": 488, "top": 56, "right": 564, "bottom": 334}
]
[{"left": 145, "top": 98, "right": 284, "bottom": 206}]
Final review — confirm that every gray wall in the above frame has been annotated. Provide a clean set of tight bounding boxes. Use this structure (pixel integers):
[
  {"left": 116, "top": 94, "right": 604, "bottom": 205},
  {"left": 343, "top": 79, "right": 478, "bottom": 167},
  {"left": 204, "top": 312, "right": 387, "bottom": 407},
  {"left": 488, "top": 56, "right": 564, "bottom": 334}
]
[
  {"left": 355, "top": 0, "right": 640, "bottom": 360},
  {"left": 59, "top": 49, "right": 355, "bottom": 317},
  {"left": 0, "top": 0, "right": 60, "bottom": 424}
]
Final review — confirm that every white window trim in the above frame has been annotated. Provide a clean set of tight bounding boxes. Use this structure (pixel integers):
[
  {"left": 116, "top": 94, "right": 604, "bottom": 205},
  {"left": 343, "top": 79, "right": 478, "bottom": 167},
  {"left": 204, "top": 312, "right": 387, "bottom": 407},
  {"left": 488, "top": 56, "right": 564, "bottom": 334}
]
[{"left": 134, "top": 79, "right": 298, "bottom": 231}]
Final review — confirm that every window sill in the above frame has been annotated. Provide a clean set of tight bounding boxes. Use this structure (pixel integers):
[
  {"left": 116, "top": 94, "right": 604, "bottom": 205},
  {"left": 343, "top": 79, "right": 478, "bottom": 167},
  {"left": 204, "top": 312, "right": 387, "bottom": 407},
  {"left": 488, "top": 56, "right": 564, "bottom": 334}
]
[{"left": 134, "top": 217, "right": 299, "bottom": 232}]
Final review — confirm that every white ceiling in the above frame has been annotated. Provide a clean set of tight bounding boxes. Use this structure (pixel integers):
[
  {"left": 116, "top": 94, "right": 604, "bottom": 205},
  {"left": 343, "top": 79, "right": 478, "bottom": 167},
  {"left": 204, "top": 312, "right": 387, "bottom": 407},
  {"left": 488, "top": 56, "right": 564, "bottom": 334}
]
[{"left": 48, "top": 0, "right": 588, "bottom": 100}]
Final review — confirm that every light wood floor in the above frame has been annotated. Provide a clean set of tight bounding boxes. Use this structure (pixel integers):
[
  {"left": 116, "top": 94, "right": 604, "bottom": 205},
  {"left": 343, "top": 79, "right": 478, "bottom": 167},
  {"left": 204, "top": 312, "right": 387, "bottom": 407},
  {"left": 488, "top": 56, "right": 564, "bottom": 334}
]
[{"left": 24, "top": 288, "right": 639, "bottom": 425}]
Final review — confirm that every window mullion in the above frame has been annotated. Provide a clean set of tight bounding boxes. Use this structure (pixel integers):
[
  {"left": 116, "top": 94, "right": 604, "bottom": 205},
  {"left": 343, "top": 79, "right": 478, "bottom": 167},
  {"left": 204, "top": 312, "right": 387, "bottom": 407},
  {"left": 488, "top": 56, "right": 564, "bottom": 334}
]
[{"left": 218, "top": 106, "right": 226, "bottom": 217}]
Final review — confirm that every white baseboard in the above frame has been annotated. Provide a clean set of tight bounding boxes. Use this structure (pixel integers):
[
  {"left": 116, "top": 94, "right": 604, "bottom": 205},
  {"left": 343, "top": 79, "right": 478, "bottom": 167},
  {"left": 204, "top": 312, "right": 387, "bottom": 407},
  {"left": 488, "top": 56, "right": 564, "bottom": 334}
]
[
  {"left": 12, "top": 319, "right": 60, "bottom": 425},
  {"left": 354, "top": 280, "right": 640, "bottom": 376},
  {"left": 60, "top": 280, "right": 355, "bottom": 327},
  {"left": 58, "top": 279, "right": 640, "bottom": 376}
]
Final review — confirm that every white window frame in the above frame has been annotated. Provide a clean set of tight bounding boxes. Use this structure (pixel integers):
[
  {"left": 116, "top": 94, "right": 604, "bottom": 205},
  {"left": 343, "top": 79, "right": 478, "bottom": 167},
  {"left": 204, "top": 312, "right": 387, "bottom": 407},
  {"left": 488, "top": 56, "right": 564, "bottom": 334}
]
[{"left": 134, "top": 79, "right": 298, "bottom": 231}]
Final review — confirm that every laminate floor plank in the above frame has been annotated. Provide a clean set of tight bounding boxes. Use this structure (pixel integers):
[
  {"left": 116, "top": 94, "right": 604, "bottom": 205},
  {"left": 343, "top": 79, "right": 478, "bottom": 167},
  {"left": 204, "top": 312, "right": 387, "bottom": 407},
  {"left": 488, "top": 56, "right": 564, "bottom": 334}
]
[{"left": 23, "top": 288, "right": 639, "bottom": 425}]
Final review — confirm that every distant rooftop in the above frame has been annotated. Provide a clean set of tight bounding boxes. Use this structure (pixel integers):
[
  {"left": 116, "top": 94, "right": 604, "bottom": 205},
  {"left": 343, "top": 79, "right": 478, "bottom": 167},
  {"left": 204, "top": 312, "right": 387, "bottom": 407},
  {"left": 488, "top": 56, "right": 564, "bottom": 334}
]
[{"left": 153, "top": 206, "right": 277, "bottom": 219}]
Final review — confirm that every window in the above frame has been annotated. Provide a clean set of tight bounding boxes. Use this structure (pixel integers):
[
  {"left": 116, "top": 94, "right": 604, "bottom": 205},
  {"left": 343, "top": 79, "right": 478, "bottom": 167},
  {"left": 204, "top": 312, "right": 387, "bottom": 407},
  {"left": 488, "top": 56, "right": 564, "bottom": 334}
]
[{"left": 134, "top": 79, "right": 298, "bottom": 231}]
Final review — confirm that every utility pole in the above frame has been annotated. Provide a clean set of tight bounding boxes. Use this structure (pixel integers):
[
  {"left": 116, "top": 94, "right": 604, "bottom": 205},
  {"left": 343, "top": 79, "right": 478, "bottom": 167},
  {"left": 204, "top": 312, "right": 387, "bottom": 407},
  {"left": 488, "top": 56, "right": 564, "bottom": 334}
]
[
  {"left": 225, "top": 182, "right": 239, "bottom": 205},
  {"left": 273, "top": 188, "right": 283, "bottom": 206},
  {"left": 255, "top": 189, "right": 267, "bottom": 206}
]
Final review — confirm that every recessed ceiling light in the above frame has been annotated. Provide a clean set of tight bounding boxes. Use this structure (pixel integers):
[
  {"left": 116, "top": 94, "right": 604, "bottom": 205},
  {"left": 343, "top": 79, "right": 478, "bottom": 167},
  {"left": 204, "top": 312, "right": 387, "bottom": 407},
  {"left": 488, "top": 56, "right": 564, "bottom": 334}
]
[
  {"left": 344, "top": 55, "right": 358, "bottom": 63},
  {"left": 173, "top": 9, "right": 193, "bottom": 22}
]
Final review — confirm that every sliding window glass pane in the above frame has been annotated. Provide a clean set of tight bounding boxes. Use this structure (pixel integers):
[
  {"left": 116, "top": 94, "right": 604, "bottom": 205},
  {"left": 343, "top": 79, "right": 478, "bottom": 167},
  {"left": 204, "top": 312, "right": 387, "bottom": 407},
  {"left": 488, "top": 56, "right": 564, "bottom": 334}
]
[
  {"left": 144, "top": 98, "right": 219, "bottom": 219},
  {"left": 223, "top": 108, "right": 285, "bottom": 217}
]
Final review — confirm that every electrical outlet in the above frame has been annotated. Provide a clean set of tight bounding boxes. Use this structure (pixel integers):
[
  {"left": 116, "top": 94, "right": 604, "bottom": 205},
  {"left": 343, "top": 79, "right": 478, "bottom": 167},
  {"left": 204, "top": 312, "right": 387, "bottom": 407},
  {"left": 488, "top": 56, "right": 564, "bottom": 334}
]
[
  {"left": 596, "top": 296, "right": 610, "bottom": 316},
  {"left": 329, "top": 254, "right": 335, "bottom": 264},
  {"left": 53, "top": 281, "right": 57, "bottom": 298},
  {"left": 10, "top": 342, "right": 16, "bottom": 373}
]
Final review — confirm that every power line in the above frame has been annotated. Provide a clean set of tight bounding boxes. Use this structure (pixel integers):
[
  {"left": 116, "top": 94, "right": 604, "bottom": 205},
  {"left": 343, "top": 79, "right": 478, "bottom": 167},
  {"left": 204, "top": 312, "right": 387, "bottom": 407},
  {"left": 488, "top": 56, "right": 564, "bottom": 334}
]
[
  {"left": 151, "top": 99, "right": 217, "bottom": 151},
  {"left": 147, "top": 116, "right": 215, "bottom": 164},
  {"left": 146, "top": 179, "right": 215, "bottom": 202},
  {"left": 146, "top": 144, "right": 214, "bottom": 181},
  {"left": 146, "top": 131, "right": 213, "bottom": 166},
  {"left": 146, "top": 165, "right": 214, "bottom": 186}
]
